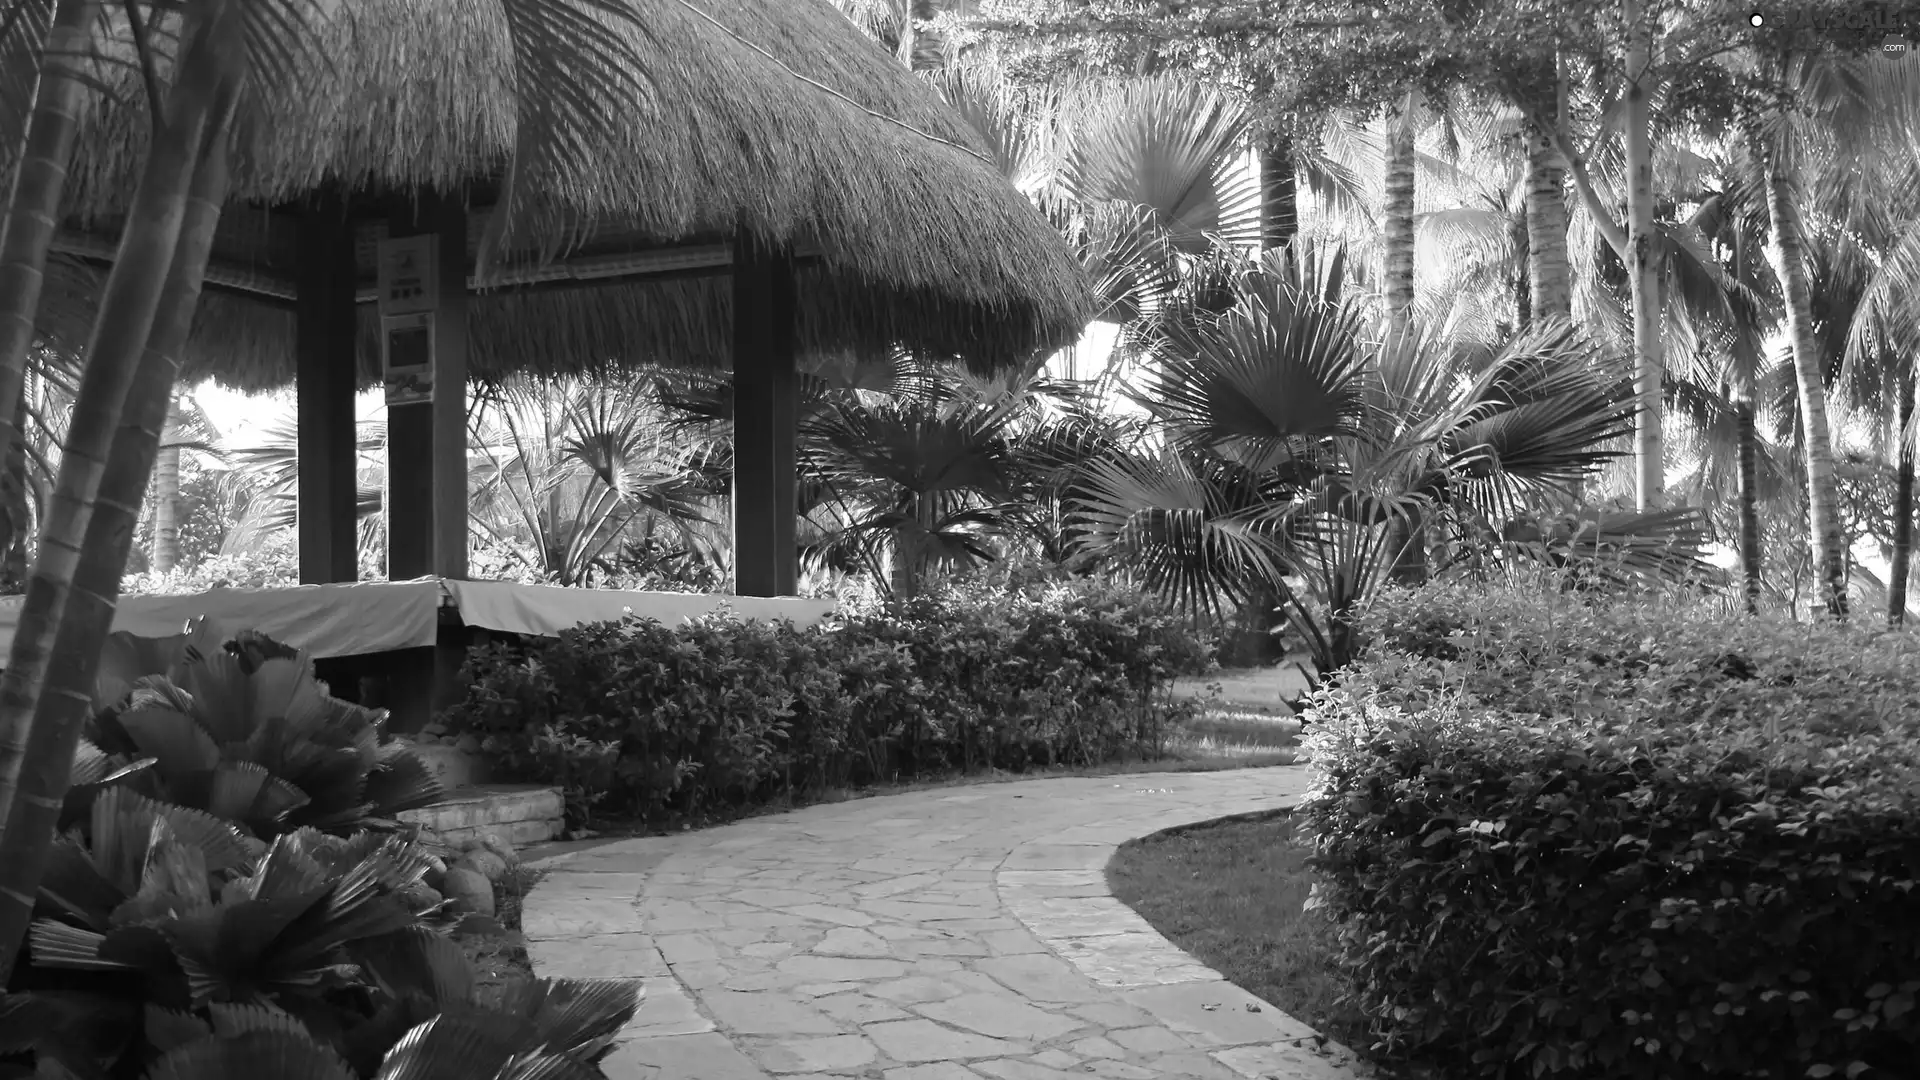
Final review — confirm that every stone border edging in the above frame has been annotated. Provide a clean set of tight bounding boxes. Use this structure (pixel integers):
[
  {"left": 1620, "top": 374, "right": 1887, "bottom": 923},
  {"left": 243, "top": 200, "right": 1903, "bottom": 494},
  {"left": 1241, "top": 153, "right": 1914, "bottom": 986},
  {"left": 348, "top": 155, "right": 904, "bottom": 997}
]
[{"left": 993, "top": 796, "right": 1376, "bottom": 1079}]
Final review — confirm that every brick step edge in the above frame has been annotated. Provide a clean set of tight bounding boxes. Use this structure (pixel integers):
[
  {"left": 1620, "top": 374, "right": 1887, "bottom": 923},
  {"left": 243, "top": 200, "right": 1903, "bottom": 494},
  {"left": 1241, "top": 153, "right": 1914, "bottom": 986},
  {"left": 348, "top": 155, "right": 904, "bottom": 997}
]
[{"left": 399, "top": 784, "right": 565, "bottom": 837}]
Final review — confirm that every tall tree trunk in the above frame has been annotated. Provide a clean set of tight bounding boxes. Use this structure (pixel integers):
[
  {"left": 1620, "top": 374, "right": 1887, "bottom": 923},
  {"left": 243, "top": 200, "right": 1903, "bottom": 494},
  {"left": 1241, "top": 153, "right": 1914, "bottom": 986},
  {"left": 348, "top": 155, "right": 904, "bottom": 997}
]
[
  {"left": 1624, "top": 0, "right": 1664, "bottom": 509},
  {"left": 0, "top": 394, "right": 26, "bottom": 593},
  {"left": 1736, "top": 399, "right": 1764, "bottom": 614},
  {"left": 1524, "top": 114, "right": 1572, "bottom": 324},
  {"left": 1510, "top": 208, "right": 1530, "bottom": 329},
  {"left": 1388, "top": 505, "right": 1429, "bottom": 587},
  {"left": 1889, "top": 367, "right": 1914, "bottom": 626},
  {"left": 0, "top": 0, "right": 94, "bottom": 558},
  {"left": 1259, "top": 129, "right": 1297, "bottom": 253},
  {"left": 0, "top": 106, "right": 233, "bottom": 978},
  {"left": 0, "top": 6, "right": 237, "bottom": 913},
  {"left": 0, "top": 48, "right": 239, "bottom": 983},
  {"left": 889, "top": 492, "right": 933, "bottom": 599},
  {"left": 150, "top": 395, "right": 182, "bottom": 573},
  {"left": 1382, "top": 91, "right": 1417, "bottom": 337},
  {"left": 1761, "top": 135, "right": 1848, "bottom": 620}
]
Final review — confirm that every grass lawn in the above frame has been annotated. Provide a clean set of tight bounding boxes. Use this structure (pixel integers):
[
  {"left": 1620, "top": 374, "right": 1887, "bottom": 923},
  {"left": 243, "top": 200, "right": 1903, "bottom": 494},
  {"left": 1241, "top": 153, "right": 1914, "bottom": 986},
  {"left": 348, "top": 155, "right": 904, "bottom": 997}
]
[{"left": 1107, "top": 813, "right": 1385, "bottom": 1068}]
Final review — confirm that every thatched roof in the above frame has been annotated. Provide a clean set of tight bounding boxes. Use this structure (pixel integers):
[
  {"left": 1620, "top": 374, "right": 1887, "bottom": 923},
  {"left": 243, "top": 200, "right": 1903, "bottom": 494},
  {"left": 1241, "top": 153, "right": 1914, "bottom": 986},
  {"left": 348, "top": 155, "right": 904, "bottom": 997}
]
[{"left": 37, "top": 0, "right": 1094, "bottom": 390}]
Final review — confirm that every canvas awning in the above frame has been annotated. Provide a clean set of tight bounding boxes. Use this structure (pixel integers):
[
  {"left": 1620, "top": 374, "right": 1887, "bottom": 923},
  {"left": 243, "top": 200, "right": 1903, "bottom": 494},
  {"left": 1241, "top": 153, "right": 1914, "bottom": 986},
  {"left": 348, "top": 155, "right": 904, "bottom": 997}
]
[{"left": 0, "top": 580, "right": 836, "bottom": 660}]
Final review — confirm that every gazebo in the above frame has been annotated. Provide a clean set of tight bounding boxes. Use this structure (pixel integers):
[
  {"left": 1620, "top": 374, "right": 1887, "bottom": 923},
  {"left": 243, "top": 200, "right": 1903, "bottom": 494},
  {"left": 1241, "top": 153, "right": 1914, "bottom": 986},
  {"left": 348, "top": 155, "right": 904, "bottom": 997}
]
[{"left": 25, "top": 0, "right": 1093, "bottom": 723}]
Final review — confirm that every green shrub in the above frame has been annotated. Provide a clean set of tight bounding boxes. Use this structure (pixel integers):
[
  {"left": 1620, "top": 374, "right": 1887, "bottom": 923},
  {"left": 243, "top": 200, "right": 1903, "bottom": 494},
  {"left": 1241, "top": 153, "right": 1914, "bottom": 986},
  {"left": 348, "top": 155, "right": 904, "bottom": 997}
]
[
  {"left": 1298, "top": 585, "right": 1920, "bottom": 1080},
  {"left": 443, "top": 579, "right": 1212, "bottom": 820}
]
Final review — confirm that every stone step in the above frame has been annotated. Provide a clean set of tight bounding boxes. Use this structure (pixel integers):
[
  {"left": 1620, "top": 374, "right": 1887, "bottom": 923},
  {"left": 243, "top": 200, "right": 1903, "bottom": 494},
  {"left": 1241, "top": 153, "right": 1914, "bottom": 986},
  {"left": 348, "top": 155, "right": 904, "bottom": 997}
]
[{"left": 400, "top": 783, "right": 565, "bottom": 846}]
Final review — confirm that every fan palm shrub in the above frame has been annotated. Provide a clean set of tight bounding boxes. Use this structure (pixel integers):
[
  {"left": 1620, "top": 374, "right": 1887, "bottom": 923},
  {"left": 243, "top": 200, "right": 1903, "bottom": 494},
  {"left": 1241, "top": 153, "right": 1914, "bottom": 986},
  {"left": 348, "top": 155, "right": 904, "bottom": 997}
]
[
  {"left": 467, "top": 375, "right": 717, "bottom": 588},
  {"left": 1072, "top": 239, "right": 1654, "bottom": 689}
]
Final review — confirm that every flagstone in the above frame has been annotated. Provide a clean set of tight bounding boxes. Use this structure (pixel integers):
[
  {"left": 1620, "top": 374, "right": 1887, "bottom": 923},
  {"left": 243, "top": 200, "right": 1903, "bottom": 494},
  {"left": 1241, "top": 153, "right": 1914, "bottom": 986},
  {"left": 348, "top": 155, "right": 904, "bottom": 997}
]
[
  {"left": 864, "top": 1019, "right": 1028, "bottom": 1062},
  {"left": 523, "top": 770, "right": 1366, "bottom": 1080}
]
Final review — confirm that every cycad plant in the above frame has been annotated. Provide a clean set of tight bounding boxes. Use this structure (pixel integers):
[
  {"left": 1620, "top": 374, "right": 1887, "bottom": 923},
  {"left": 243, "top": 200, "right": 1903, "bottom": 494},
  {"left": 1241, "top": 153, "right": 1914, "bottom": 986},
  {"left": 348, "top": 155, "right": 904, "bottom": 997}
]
[
  {"left": 0, "top": 623, "right": 640, "bottom": 1080},
  {"left": 1072, "top": 239, "right": 1642, "bottom": 687},
  {"left": 79, "top": 623, "right": 443, "bottom": 839},
  {"left": 6, "top": 789, "right": 640, "bottom": 1080}
]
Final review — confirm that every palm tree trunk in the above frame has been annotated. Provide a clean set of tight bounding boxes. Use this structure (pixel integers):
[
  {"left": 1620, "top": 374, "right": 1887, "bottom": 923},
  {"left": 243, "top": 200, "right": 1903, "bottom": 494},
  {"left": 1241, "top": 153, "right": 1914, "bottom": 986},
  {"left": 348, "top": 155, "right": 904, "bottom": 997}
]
[
  {"left": 0, "top": 394, "right": 26, "bottom": 593},
  {"left": 0, "top": 0, "right": 94, "bottom": 558},
  {"left": 0, "top": 7, "right": 237, "bottom": 886},
  {"left": 1761, "top": 138, "right": 1847, "bottom": 620},
  {"left": 0, "top": 51, "right": 239, "bottom": 983},
  {"left": 1510, "top": 208, "right": 1531, "bottom": 329},
  {"left": 1382, "top": 92, "right": 1417, "bottom": 336},
  {"left": 1388, "top": 505, "right": 1429, "bottom": 586},
  {"left": 150, "top": 395, "right": 183, "bottom": 573},
  {"left": 1889, "top": 368, "right": 1914, "bottom": 626},
  {"left": 1259, "top": 130, "right": 1297, "bottom": 252},
  {"left": 1736, "top": 399, "right": 1764, "bottom": 614},
  {"left": 890, "top": 528, "right": 915, "bottom": 599},
  {"left": 1524, "top": 115, "right": 1572, "bottom": 324},
  {"left": 1624, "top": 0, "right": 1664, "bottom": 509}
]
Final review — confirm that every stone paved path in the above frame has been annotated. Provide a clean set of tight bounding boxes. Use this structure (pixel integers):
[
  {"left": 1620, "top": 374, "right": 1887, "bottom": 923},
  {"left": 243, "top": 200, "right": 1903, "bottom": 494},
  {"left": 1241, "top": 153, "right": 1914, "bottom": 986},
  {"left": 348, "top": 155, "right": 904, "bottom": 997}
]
[{"left": 524, "top": 767, "right": 1371, "bottom": 1080}]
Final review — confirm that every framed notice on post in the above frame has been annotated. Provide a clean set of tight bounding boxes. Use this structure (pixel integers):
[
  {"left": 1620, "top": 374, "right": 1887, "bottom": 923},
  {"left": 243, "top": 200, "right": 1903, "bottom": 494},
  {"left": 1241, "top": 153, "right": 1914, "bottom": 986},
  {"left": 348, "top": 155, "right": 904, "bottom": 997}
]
[
  {"left": 382, "top": 313, "right": 434, "bottom": 406},
  {"left": 377, "top": 234, "right": 438, "bottom": 406}
]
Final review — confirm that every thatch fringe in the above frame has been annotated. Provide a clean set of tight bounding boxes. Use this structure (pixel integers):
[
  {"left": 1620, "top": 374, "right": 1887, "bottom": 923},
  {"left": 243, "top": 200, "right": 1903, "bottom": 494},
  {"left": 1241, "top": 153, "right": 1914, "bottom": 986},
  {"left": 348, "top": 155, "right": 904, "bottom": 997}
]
[
  {"left": 37, "top": 0, "right": 1094, "bottom": 378},
  {"left": 40, "top": 256, "right": 1047, "bottom": 392}
]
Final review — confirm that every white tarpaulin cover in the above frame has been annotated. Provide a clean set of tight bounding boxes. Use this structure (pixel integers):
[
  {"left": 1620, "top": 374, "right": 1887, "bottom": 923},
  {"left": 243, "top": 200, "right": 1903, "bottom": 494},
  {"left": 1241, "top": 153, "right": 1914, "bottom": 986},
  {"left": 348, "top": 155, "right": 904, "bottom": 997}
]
[
  {"left": 440, "top": 580, "right": 837, "bottom": 640},
  {"left": 0, "top": 579, "right": 442, "bottom": 658},
  {"left": 0, "top": 578, "right": 836, "bottom": 659}
]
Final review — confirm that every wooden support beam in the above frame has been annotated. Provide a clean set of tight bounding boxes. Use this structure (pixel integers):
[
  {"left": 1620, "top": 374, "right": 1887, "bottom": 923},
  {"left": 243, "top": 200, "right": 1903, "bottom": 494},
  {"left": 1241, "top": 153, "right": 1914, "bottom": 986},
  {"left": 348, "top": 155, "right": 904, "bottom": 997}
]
[
  {"left": 380, "top": 191, "right": 470, "bottom": 733},
  {"left": 731, "top": 232, "right": 798, "bottom": 598},
  {"left": 382, "top": 191, "right": 469, "bottom": 581},
  {"left": 53, "top": 230, "right": 822, "bottom": 310},
  {"left": 295, "top": 193, "right": 359, "bottom": 584}
]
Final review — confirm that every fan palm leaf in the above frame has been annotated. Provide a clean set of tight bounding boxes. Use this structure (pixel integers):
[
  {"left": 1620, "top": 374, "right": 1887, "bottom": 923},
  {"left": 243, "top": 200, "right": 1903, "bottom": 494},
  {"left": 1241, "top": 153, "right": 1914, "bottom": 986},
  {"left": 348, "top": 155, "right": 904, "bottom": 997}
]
[{"left": 1051, "top": 74, "right": 1262, "bottom": 253}]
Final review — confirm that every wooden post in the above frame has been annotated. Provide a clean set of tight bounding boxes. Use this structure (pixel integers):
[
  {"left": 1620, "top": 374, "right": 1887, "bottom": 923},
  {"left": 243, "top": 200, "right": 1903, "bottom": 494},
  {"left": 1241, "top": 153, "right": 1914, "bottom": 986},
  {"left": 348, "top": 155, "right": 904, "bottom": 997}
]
[
  {"left": 381, "top": 191, "right": 469, "bottom": 581},
  {"left": 295, "top": 193, "right": 359, "bottom": 584},
  {"left": 731, "top": 232, "right": 798, "bottom": 597},
  {"left": 379, "top": 190, "right": 469, "bottom": 733}
]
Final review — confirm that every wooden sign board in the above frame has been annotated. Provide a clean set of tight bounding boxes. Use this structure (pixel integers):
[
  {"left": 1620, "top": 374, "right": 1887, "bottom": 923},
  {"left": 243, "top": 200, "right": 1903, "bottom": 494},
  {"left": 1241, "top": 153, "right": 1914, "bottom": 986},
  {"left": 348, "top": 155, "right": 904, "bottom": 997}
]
[
  {"left": 378, "top": 235, "right": 438, "bottom": 405},
  {"left": 377, "top": 235, "right": 437, "bottom": 316}
]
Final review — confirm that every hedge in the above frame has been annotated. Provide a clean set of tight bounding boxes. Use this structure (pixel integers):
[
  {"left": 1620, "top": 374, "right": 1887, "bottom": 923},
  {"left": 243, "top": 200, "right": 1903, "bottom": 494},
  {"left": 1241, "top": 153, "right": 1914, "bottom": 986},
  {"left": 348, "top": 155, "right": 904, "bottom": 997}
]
[
  {"left": 1298, "top": 584, "right": 1920, "bottom": 1080},
  {"left": 440, "top": 580, "right": 1212, "bottom": 822}
]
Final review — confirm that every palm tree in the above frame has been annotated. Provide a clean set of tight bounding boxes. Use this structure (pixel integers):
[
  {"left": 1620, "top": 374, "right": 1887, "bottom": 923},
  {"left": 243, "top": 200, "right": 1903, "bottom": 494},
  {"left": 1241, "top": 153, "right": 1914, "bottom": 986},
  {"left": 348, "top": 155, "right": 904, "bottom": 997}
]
[
  {"left": 1382, "top": 89, "right": 1420, "bottom": 335},
  {"left": 147, "top": 390, "right": 219, "bottom": 574},
  {"left": 1674, "top": 160, "right": 1782, "bottom": 613},
  {"left": 1821, "top": 66, "right": 1920, "bottom": 625},
  {"left": 0, "top": 0, "right": 93, "bottom": 565},
  {"left": 1743, "top": 49, "right": 1915, "bottom": 620},
  {"left": 1531, "top": 20, "right": 1666, "bottom": 511},
  {"left": 1073, "top": 239, "right": 1636, "bottom": 685},
  {"left": 0, "top": 344, "right": 79, "bottom": 590}
]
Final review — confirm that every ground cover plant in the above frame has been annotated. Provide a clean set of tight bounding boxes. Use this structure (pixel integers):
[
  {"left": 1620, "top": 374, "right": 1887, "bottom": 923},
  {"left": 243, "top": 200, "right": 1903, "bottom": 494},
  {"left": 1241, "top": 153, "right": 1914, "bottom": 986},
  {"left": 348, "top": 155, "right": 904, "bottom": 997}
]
[
  {"left": 441, "top": 579, "right": 1215, "bottom": 825},
  {"left": 1296, "top": 583, "right": 1920, "bottom": 1080}
]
